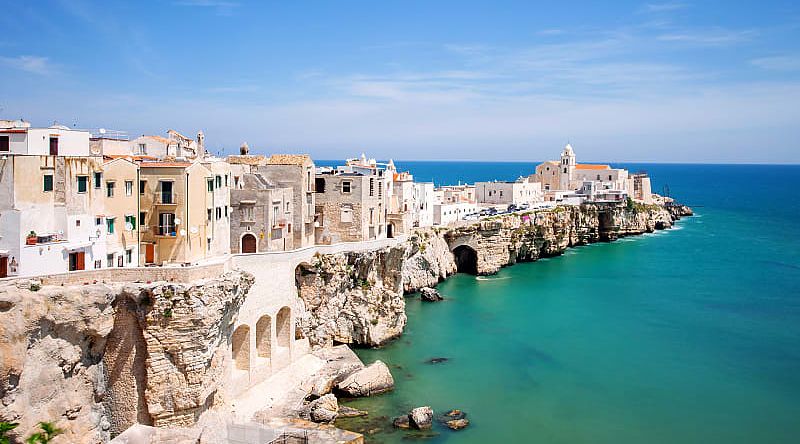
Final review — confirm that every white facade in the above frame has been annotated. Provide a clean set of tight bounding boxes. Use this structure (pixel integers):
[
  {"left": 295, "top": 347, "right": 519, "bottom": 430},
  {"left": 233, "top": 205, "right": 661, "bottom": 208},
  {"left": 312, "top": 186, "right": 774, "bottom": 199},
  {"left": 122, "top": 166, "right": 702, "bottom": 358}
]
[
  {"left": 413, "top": 182, "right": 435, "bottom": 227},
  {"left": 433, "top": 202, "right": 479, "bottom": 226},
  {"left": 1, "top": 122, "right": 91, "bottom": 157},
  {"left": 475, "top": 177, "right": 543, "bottom": 206}
]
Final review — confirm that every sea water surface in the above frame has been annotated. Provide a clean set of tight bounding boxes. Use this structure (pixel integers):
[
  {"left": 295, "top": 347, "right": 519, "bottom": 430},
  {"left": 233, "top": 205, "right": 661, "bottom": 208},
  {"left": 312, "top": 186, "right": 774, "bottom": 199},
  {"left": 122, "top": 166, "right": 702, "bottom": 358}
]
[{"left": 330, "top": 162, "right": 800, "bottom": 444}]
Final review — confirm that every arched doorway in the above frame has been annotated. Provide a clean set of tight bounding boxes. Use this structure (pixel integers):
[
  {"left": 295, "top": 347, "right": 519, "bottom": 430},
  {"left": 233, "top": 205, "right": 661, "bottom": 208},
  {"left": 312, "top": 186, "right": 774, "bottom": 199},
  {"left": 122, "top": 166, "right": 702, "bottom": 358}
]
[
  {"left": 276, "top": 307, "right": 291, "bottom": 348},
  {"left": 386, "top": 223, "right": 394, "bottom": 238},
  {"left": 255, "top": 315, "right": 272, "bottom": 359},
  {"left": 231, "top": 325, "right": 250, "bottom": 370},
  {"left": 453, "top": 245, "right": 478, "bottom": 275},
  {"left": 241, "top": 233, "right": 257, "bottom": 253}
]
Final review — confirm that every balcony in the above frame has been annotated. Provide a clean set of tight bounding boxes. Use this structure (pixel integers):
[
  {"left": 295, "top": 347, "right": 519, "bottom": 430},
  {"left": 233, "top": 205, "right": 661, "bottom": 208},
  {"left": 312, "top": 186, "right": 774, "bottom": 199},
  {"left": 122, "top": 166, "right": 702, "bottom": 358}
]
[
  {"left": 154, "top": 226, "right": 177, "bottom": 237},
  {"left": 272, "top": 218, "right": 288, "bottom": 229},
  {"left": 157, "top": 193, "right": 177, "bottom": 205}
]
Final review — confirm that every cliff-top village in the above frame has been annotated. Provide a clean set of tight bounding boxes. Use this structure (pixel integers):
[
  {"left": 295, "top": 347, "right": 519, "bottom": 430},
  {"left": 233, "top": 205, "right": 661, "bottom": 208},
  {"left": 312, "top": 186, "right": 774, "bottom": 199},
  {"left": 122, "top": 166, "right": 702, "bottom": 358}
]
[{"left": 0, "top": 119, "right": 661, "bottom": 279}]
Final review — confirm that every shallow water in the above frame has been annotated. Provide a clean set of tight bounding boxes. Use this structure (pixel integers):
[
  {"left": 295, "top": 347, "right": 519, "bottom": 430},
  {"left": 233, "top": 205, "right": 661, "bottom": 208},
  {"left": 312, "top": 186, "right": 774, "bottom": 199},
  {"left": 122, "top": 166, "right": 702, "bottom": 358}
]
[{"left": 334, "top": 163, "right": 800, "bottom": 443}]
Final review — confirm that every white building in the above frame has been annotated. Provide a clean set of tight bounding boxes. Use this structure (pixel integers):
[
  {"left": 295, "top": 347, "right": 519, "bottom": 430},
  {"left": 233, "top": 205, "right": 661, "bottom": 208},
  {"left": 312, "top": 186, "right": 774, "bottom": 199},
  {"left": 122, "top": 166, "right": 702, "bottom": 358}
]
[
  {"left": 433, "top": 202, "right": 479, "bottom": 226},
  {"left": 413, "top": 182, "right": 435, "bottom": 227},
  {"left": 475, "top": 177, "right": 543, "bottom": 207}
]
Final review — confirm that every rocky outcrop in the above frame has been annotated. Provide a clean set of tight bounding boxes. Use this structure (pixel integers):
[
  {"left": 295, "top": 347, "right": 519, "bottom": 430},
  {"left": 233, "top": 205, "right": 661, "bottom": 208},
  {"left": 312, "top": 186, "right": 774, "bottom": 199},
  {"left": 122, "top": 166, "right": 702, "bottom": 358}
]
[
  {"left": 401, "top": 229, "right": 457, "bottom": 293},
  {"left": 409, "top": 406, "right": 434, "bottom": 430},
  {"left": 419, "top": 287, "right": 443, "bottom": 302},
  {"left": 300, "top": 394, "right": 339, "bottom": 423},
  {"left": 0, "top": 272, "right": 253, "bottom": 443},
  {"left": 295, "top": 247, "right": 407, "bottom": 347},
  {"left": 336, "top": 360, "right": 394, "bottom": 397}
]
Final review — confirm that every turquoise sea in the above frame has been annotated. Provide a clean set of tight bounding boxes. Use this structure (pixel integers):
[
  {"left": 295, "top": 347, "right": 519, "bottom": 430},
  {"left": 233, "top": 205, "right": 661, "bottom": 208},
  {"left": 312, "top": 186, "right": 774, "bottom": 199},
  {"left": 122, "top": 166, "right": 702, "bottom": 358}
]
[{"left": 331, "top": 162, "right": 800, "bottom": 444}]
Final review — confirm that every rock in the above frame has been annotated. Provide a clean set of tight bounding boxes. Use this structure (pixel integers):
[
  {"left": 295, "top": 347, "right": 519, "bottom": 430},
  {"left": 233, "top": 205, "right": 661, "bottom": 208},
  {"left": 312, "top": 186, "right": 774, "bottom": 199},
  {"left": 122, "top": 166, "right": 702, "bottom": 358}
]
[
  {"left": 426, "top": 357, "right": 449, "bottom": 364},
  {"left": 409, "top": 406, "right": 433, "bottom": 430},
  {"left": 337, "top": 360, "right": 395, "bottom": 397},
  {"left": 337, "top": 405, "right": 368, "bottom": 418},
  {"left": 446, "top": 418, "right": 470, "bottom": 430},
  {"left": 419, "top": 287, "right": 443, "bottom": 302},
  {"left": 301, "top": 394, "right": 339, "bottom": 423},
  {"left": 442, "top": 409, "right": 465, "bottom": 420},
  {"left": 392, "top": 415, "right": 411, "bottom": 429}
]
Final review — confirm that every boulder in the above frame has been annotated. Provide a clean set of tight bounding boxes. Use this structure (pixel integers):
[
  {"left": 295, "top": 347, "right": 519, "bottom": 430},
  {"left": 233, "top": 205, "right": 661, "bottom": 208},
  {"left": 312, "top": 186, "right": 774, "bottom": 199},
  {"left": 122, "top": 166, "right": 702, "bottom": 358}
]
[
  {"left": 337, "top": 360, "right": 394, "bottom": 397},
  {"left": 301, "top": 394, "right": 339, "bottom": 423},
  {"left": 419, "top": 287, "right": 443, "bottom": 302},
  {"left": 409, "top": 406, "right": 434, "bottom": 430},
  {"left": 426, "top": 357, "right": 449, "bottom": 364}
]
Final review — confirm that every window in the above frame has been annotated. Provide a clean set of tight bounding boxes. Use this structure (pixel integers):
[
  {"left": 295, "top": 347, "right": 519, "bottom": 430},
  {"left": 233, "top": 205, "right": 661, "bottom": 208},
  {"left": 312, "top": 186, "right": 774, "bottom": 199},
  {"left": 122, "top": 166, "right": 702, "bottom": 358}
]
[
  {"left": 124, "top": 215, "right": 136, "bottom": 230},
  {"left": 0, "top": 135, "right": 9, "bottom": 152},
  {"left": 49, "top": 137, "right": 58, "bottom": 155},
  {"left": 216, "top": 207, "right": 222, "bottom": 220},
  {"left": 106, "top": 181, "right": 115, "bottom": 197},
  {"left": 43, "top": 174, "right": 53, "bottom": 192},
  {"left": 378, "top": 181, "right": 383, "bottom": 198},
  {"left": 341, "top": 207, "right": 353, "bottom": 223},
  {"left": 139, "top": 212, "right": 146, "bottom": 226},
  {"left": 207, "top": 179, "right": 213, "bottom": 192},
  {"left": 215, "top": 175, "right": 222, "bottom": 188},
  {"left": 159, "top": 181, "right": 174, "bottom": 204},
  {"left": 138, "top": 143, "right": 146, "bottom": 155},
  {"left": 106, "top": 217, "right": 115, "bottom": 234},
  {"left": 342, "top": 181, "right": 351, "bottom": 193},
  {"left": 94, "top": 172, "right": 102, "bottom": 188},
  {"left": 126, "top": 249, "right": 132, "bottom": 264},
  {"left": 106, "top": 254, "right": 114, "bottom": 268},
  {"left": 96, "top": 217, "right": 103, "bottom": 225},
  {"left": 224, "top": 206, "right": 228, "bottom": 217},
  {"left": 77, "top": 176, "right": 88, "bottom": 193},
  {"left": 140, "top": 180, "right": 147, "bottom": 195},
  {"left": 125, "top": 180, "right": 133, "bottom": 196},
  {"left": 117, "top": 255, "right": 123, "bottom": 267},
  {"left": 207, "top": 209, "right": 212, "bottom": 221},
  {"left": 158, "top": 213, "right": 176, "bottom": 236},
  {"left": 225, "top": 174, "right": 228, "bottom": 187},
  {"left": 285, "top": 201, "right": 290, "bottom": 213},
  {"left": 315, "top": 177, "right": 326, "bottom": 193},
  {"left": 369, "top": 178, "right": 374, "bottom": 196},
  {"left": 272, "top": 205, "right": 279, "bottom": 223}
]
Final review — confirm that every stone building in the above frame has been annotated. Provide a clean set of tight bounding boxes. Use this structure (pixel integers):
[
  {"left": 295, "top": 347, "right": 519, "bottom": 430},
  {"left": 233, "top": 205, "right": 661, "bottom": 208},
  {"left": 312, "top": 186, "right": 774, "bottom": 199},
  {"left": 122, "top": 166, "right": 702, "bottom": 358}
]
[
  {"left": 314, "top": 169, "right": 387, "bottom": 243},
  {"left": 259, "top": 154, "right": 316, "bottom": 249},
  {"left": 228, "top": 152, "right": 295, "bottom": 253},
  {"left": 101, "top": 157, "right": 140, "bottom": 268}
]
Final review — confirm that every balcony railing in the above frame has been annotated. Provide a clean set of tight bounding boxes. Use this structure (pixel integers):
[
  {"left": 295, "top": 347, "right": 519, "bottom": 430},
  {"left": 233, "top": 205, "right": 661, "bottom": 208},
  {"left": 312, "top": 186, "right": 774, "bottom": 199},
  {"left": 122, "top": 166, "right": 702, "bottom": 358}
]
[
  {"left": 157, "top": 193, "right": 176, "bottom": 205},
  {"left": 154, "top": 226, "right": 177, "bottom": 236}
]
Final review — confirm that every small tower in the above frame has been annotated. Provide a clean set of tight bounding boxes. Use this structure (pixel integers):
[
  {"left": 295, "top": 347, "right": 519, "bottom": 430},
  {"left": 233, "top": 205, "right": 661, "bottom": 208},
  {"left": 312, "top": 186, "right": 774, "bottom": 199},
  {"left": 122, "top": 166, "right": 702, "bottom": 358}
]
[
  {"left": 196, "top": 130, "right": 206, "bottom": 158},
  {"left": 559, "top": 143, "right": 576, "bottom": 190},
  {"left": 240, "top": 142, "right": 250, "bottom": 155}
]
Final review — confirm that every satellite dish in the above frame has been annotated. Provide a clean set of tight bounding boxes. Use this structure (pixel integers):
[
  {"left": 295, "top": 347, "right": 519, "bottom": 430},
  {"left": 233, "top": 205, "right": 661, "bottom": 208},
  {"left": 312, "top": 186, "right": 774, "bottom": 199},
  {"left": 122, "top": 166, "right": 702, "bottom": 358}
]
[
  {"left": 174, "top": 218, "right": 182, "bottom": 225},
  {"left": 190, "top": 226, "right": 198, "bottom": 234},
  {"left": 99, "top": 128, "right": 106, "bottom": 134},
  {"left": 179, "top": 229, "right": 187, "bottom": 236},
  {"left": 125, "top": 222, "right": 133, "bottom": 231}
]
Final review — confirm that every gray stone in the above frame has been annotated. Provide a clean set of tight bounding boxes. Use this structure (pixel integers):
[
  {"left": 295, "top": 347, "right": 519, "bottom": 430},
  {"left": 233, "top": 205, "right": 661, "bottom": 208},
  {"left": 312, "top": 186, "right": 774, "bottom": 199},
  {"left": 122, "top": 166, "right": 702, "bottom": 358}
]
[
  {"left": 336, "top": 360, "right": 394, "bottom": 397},
  {"left": 409, "top": 406, "right": 433, "bottom": 430},
  {"left": 301, "top": 394, "right": 339, "bottom": 423},
  {"left": 419, "top": 287, "right": 443, "bottom": 302}
]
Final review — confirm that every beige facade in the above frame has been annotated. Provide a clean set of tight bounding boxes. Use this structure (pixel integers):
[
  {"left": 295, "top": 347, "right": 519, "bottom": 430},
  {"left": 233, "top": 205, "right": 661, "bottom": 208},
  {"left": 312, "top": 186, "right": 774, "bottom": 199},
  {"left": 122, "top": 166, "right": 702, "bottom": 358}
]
[
  {"left": 314, "top": 172, "right": 387, "bottom": 243},
  {"left": 101, "top": 158, "right": 140, "bottom": 268},
  {"left": 260, "top": 155, "right": 316, "bottom": 248},
  {"left": 138, "top": 162, "right": 214, "bottom": 265}
]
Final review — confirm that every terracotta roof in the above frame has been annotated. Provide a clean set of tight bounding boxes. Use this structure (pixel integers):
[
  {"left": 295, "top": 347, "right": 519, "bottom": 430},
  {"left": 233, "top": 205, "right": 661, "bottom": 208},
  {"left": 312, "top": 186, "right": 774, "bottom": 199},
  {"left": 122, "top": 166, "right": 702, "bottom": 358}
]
[
  {"left": 104, "top": 154, "right": 158, "bottom": 162},
  {"left": 228, "top": 154, "right": 267, "bottom": 165},
  {"left": 575, "top": 164, "right": 611, "bottom": 170},
  {"left": 267, "top": 154, "right": 312, "bottom": 166},
  {"left": 140, "top": 135, "right": 171, "bottom": 144}
]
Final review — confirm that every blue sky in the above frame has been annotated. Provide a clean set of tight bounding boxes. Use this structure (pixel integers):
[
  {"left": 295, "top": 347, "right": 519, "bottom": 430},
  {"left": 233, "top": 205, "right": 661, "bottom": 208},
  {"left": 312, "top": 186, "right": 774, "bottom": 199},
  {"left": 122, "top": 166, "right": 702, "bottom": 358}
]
[{"left": 1, "top": 0, "right": 799, "bottom": 163}]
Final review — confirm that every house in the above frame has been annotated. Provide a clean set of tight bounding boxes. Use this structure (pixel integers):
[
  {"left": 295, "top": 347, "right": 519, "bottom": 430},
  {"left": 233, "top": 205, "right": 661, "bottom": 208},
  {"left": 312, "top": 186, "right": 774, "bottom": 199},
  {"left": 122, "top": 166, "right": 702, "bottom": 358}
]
[
  {"left": 101, "top": 158, "right": 140, "bottom": 268},
  {"left": 138, "top": 161, "right": 215, "bottom": 265},
  {"left": 436, "top": 184, "right": 476, "bottom": 204},
  {"left": 314, "top": 165, "right": 387, "bottom": 244},
  {"left": 260, "top": 154, "right": 316, "bottom": 248},
  {"left": 0, "top": 121, "right": 106, "bottom": 277},
  {"left": 202, "top": 158, "right": 232, "bottom": 258},
  {"left": 433, "top": 202, "right": 479, "bottom": 226},
  {"left": 413, "top": 182, "right": 435, "bottom": 228},
  {"left": 476, "top": 177, "right": 543, "bottom": 207},
  {"left": 228, "top": 151, "right": 295, "bottom": 253},
  {"left": 92, "top": 129, "right": 206, "bottom": 160}
]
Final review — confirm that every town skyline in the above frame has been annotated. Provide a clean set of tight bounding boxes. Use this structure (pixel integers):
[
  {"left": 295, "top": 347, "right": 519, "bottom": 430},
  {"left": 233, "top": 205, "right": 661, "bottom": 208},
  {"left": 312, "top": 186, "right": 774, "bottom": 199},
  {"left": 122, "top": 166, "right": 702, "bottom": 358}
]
[{"left": 2, "top": 0, "right": 799, "bottom": 163}]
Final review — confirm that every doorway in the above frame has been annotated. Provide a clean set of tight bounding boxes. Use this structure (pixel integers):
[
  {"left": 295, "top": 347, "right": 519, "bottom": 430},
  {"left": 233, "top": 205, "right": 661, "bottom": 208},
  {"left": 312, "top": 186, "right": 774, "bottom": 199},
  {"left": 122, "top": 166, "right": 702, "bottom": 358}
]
[
  {"left": 144, "top": 244, "right": 155, "bottom": 264},
  {"left": 0, "top": 256, "right": 7, "bottom": 278},
  {"left": 241, "top": 233, "right": 257, "bottom": 253},
  {"left": 69, "top": 251, "right": 85, "bottom": 271}
]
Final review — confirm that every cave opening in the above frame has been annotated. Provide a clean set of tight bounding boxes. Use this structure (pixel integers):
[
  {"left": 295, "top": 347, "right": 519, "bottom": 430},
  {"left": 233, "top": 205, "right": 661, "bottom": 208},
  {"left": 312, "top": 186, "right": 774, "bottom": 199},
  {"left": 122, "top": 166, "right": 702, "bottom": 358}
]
[{"left": 453, "top": 245, "right": 478, "bottom": 275}]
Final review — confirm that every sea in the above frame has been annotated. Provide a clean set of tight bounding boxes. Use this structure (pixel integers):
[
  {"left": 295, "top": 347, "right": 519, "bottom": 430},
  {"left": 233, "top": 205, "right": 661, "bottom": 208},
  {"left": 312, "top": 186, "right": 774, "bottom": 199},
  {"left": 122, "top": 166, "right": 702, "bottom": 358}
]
[{"left": 320, "top": 161, "right": 800, "bottom": 444}]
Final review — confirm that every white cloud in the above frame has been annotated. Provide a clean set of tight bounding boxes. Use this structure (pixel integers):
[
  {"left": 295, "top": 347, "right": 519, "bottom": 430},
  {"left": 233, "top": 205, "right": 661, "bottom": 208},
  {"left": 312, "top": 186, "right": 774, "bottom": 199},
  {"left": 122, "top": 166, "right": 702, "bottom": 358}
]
[
  {"left": 641, "top": 2, "right": 688, "bottom": 13},
  {"left": 751, "top": 55, "right": 800, "bottom": 71},
  {"left": 657, "top": 28, "right": 757, "bottom": 45},
  {"left": 0, "top": 55, "right": 52, "bottom": 75}
]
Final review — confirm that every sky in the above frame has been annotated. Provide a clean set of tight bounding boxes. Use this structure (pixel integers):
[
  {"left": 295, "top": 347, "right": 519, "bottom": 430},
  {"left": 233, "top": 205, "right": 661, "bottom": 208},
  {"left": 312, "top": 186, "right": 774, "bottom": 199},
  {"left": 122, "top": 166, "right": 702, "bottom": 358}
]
[{"left": 1, "top": 0, "right": 799, "bottom": 163}]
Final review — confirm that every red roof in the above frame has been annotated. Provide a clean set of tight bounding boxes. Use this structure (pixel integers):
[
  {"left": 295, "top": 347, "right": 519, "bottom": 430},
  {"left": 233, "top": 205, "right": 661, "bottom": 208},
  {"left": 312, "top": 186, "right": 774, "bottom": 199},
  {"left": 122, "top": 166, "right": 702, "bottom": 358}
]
[{"left": 575, "top": 164, "right": 611, "bottom": 170}]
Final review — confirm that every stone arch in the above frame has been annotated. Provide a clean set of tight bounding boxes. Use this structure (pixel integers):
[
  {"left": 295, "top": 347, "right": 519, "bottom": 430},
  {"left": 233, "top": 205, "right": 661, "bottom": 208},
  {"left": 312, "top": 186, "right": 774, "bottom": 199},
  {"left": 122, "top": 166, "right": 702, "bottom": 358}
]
[
  {"left": 453, "top": 245, "right": 478, "bottom": 275},
  {"left": 241, "top": 233, "right": 257, "bottom": 253},
  {"left": 255, "top": 315, "right": 272, "bottom": 358},
  {"left": 276, "top": 306, "right": 292, "bottom": 348},
  {"left": 231, "top": 325, "right": 250, "bottom": 371}
]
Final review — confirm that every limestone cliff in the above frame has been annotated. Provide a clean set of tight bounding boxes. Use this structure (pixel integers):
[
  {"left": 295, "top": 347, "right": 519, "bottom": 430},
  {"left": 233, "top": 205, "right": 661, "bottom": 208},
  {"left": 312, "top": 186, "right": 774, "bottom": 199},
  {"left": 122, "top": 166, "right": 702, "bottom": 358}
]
[
  {"left": 295, "top": 246, "right": 408, "bottom": 348},
  {"left": 0, "top": 272, "right": 253, "bottom": 443}
]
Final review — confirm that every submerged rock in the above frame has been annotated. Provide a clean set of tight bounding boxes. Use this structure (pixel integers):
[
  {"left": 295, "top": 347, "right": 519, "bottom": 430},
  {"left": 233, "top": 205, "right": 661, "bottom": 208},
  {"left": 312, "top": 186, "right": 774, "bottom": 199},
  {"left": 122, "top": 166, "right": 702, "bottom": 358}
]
[
  {"left": 426, "top": 357, "right": 449, "bottom": 364},
  {"left": 392, "top": 415, "right": 411, "bottom": 429},
  {"left": 446, "top": 418, "right": 470, "bottom": 430},
  {"left": 419, "top": 287, "right": 443, "bottom": 302},
  {"left": 337, "top": 360, "right": 395, "bottom": 397},
  {"left": 338, "top": 405, "right": 368, "bottom": 418},
  {"left": 409, "top": 406, "right": 434, "bottom": 430}
]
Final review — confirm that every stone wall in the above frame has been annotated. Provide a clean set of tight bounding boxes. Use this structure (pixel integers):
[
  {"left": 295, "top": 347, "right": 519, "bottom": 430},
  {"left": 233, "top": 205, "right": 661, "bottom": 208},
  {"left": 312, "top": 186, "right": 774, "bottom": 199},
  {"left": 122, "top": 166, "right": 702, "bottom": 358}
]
[{"left": 0, "top": 271, "right": 252, "bottom": 443}]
